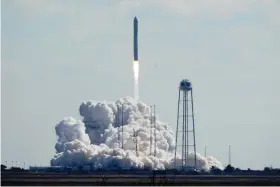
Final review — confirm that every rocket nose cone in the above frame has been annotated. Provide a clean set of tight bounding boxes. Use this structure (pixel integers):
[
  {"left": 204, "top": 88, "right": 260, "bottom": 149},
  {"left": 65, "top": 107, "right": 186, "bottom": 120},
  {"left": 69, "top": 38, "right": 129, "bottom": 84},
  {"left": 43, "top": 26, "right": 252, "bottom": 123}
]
[{"left": 134, "top": 17, "right": 138, "bottom": 22}]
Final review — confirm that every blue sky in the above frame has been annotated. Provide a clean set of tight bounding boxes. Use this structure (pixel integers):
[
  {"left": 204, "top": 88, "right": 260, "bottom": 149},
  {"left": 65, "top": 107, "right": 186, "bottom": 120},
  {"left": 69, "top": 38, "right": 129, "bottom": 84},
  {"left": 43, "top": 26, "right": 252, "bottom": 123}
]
[{"left": 1, "top": 0, "right": 280, "bottom": 169}]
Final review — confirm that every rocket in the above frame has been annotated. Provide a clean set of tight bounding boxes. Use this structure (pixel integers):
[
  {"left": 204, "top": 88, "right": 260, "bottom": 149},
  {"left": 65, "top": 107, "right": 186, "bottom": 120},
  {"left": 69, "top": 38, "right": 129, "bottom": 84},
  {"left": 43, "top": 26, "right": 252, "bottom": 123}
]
[
  {"left": 133, "top": 17, "right": 138, "bottom": 61},
  {"left": 132, "top": 17, "right": 139, "bottom": 101}
]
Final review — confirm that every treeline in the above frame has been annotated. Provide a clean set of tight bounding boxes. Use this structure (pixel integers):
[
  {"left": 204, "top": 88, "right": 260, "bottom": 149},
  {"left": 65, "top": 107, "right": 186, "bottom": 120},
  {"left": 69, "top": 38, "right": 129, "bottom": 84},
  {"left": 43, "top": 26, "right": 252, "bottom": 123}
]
[
  {"left": 1, "top": 165, "right": 26, "bottom": 172},
  {"left": 209, "top": 164, "right": 280, "bottom": 175},
  {"left": 1, "top": 163, "right": 280, "bottom": 175}
]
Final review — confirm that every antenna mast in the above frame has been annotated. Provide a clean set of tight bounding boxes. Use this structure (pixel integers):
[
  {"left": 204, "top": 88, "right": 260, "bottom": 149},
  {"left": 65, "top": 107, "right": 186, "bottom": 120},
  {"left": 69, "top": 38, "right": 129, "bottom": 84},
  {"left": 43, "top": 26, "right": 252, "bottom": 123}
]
[
  {"left": 122, "top": 105, "right": 124, "bottom": 149},
  {"left": 150, "top": 105, "right": 153, "bottom": 155},
  {"left": 131, "top": 129, "right": 139, "bottom": 157},
  {"left": 116, "top": 105, "right": 121, "bottom": 147},
  {"left": 153, "top": 105, "right": 156, "bottom": 157},
  {"left": 229, "top": 145, "right": 231, "bottom": 165}
]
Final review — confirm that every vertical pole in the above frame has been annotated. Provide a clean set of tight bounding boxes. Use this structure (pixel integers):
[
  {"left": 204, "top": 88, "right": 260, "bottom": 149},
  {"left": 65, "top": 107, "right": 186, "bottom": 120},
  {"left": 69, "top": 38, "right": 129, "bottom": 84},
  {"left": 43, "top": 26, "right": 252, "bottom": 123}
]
[
  {"left": 117, "top": 106, "right": 120, "bottom": 147},
  {"left": 154, "top": 105, "right": 156, "bottom": 157},
  {"left": 174, "top": 90, "right": 180, "bottom": 168},
  {"left": 119, "top": 106, "right": 121, "bottom": 147},
  {"left": 136, "top": 131, "right": 138, "bottom": 157},
  {"left": 205, "top": 146, "right": 207, "bottom": 158},
  {"left": 122, "top": 105, "right": 124, "bottom": 149},
  {"left": 229, "top": 145, "right": 231, "bottom": 165},
  {"left": 150, "top": 106, "right": 153, "bottom": 156},
  {"left": 186, "top": 91, "right": 188, "bottom": 167},
  {"left": 191, "top": 89, "right": 197, "bottom": 169},
  {"left": 182, "top": 91, "right": 186, "bottom": 167}
]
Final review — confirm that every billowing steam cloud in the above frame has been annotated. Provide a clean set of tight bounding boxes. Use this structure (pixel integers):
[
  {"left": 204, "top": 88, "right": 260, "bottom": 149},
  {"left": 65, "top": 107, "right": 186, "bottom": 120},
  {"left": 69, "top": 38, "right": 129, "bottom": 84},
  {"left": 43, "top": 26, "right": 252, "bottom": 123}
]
[{"left": 51, "top": 97, "right": 223, "bottom": 171}]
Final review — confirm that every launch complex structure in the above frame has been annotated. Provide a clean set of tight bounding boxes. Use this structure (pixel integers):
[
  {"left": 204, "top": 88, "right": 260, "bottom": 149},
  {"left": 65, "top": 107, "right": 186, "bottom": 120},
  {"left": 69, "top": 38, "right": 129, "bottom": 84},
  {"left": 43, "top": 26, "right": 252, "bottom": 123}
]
[
  {"left": 114, "top": 81, "right": 198, "bottom": 169},
  {"left": 115, "top": 104, "right": 157, "bottom": 157}
]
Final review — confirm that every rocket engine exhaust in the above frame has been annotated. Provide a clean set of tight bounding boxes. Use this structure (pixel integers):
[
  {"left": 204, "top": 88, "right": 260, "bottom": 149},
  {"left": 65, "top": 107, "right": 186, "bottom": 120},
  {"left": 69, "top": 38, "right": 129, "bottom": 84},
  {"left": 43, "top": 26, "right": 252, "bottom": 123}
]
[
  {"left": 133, "top": 60, "right": 139, "bottom": 101},
  {"left": 133, "top": 17, "right": 139, "bottom": 101}
]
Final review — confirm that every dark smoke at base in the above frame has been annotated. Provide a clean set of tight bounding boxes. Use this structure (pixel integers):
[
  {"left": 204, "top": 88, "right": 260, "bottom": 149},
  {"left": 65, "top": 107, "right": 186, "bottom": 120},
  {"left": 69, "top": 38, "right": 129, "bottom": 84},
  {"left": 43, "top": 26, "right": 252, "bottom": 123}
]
[{"left": 51, "top": 96, "right": 223, "bottom": 170}]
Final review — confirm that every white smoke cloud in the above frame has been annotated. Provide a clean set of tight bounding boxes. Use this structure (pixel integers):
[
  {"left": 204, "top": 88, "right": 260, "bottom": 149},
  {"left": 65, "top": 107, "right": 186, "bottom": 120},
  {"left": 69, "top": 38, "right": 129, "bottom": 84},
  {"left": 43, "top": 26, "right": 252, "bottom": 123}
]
[{"left": 51, "top": 96, "right": 223, "bottom": 171}]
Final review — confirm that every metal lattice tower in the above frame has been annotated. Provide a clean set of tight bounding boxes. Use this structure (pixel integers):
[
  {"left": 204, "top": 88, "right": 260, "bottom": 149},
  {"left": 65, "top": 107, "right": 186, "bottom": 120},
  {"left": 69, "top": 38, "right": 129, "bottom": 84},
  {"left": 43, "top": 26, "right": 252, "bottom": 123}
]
[
  {"left": 150, "top": 106, "right": 153, "bottom": 156},
  {"left": 153, "top": 105, "right": 156, "bottom": 157},
  {"left": 131, "top": 129, "right": 139, "bottom": 157},
  {"left": 115, "top": 105, "right": 121, "bottom": 147},
  {"left": 174, "top": 79, "right": 197, "bottom": 169},
  {"left": 115, "top": 104, "right": 124, "bottom": 149},
  {"left": 121, "top": 105, "right": 124, "bottom": 149},
  {"left": 229, "top": 145, "right": 231, "bottom": 165},
  {"left": 149, "top": 105, "right": 157, "bottom": 156}
]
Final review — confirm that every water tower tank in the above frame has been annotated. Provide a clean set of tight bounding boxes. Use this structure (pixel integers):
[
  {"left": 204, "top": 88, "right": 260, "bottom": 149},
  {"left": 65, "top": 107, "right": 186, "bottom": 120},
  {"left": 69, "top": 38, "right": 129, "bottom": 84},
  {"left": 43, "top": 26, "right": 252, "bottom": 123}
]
[{"left": 179, "top": 79, "right": 192, "bottom": 91}]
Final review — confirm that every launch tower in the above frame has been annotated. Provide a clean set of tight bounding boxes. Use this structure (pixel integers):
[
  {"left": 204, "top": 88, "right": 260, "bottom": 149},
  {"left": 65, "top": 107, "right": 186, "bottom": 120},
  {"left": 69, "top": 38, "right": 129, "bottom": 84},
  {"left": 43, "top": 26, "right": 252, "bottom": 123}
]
[{"left": 174, "top": 79, "right": 197, "bottom": 169}]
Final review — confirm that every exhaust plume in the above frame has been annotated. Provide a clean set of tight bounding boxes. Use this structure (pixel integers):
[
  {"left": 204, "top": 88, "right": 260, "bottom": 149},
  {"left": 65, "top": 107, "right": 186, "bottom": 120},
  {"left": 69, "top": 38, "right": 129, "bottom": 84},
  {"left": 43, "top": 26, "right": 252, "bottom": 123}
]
[
  {"left": 51, "top": 96, "right": 223, "bottom": 170},
  {"left": 133, "top": 61, "right": 139, "bottom": 101}
]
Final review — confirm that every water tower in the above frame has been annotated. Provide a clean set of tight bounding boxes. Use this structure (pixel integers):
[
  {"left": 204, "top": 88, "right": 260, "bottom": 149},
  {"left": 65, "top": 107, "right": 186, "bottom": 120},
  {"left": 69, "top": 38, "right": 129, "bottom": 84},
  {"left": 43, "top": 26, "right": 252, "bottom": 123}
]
[{"left": 174, "top": 79, "right": 197, "bottom": 169}]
